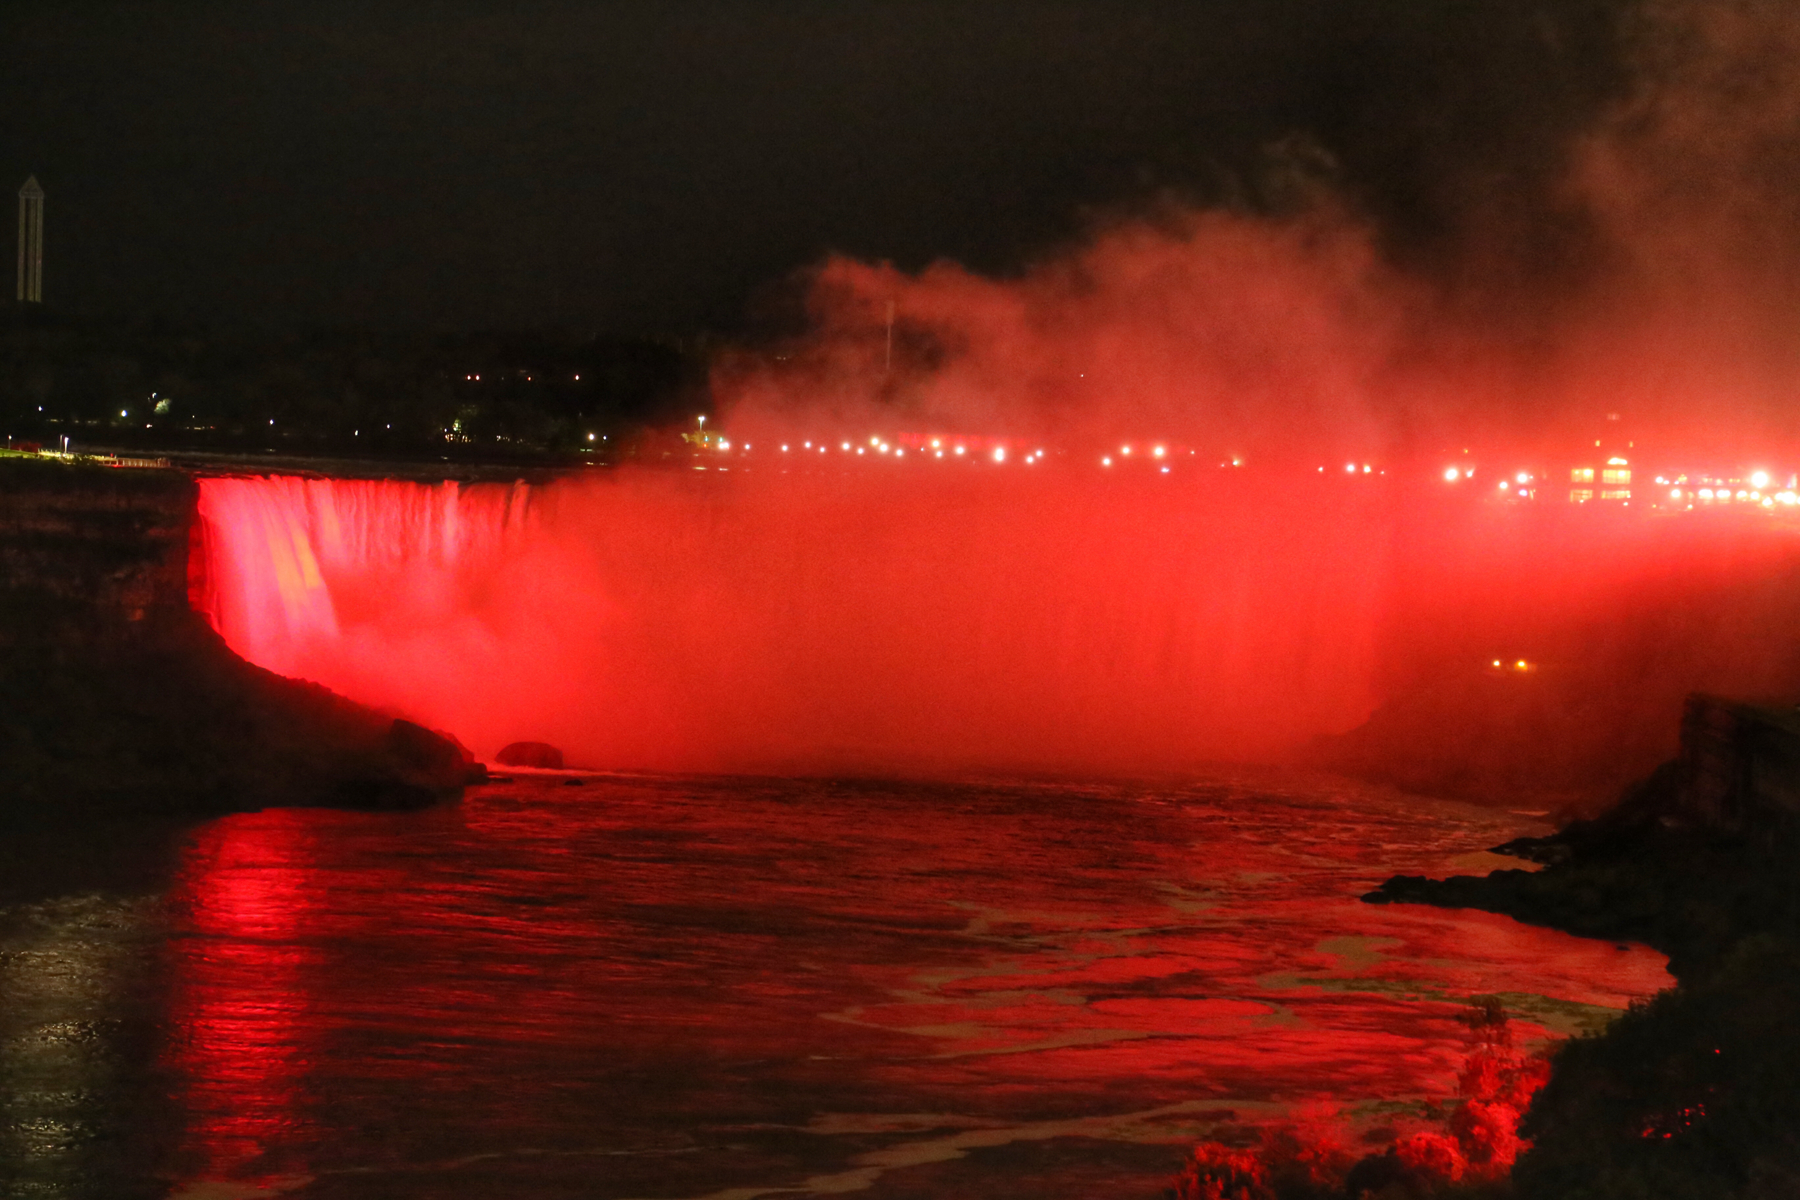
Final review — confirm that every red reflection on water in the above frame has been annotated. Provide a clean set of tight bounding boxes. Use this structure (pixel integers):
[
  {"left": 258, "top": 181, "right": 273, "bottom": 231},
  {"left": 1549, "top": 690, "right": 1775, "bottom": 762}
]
[
  {"left": 151, "top": 780, "right": 1669, "bottom": 1197},
  {"left": 163, "top": 813, "right": 320, "bottom": 1182}
]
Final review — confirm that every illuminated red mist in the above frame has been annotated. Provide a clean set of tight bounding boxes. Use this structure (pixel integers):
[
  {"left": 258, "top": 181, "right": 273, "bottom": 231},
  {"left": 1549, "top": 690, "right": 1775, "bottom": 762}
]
[{"left": 194, "top": 460, "right": 1800, "bottom": 778}]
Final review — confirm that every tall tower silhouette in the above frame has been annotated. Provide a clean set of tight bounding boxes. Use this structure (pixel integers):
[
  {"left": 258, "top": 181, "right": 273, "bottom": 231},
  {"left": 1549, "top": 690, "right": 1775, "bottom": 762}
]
[{"left": 17, "top": 175, "right": 43, "bottom": 304}]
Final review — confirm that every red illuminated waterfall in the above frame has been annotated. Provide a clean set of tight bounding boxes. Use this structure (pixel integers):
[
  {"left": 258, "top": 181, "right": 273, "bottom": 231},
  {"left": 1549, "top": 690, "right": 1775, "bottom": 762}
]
[{"left": 194, "top": 470, "right": 1390, "bottom": 773}]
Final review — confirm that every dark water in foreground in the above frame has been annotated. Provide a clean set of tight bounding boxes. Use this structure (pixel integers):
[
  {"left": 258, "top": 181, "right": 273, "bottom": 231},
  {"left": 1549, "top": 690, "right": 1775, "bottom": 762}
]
[{"left": 0, "top": 773, "right": 1668, "bottom": 1200}]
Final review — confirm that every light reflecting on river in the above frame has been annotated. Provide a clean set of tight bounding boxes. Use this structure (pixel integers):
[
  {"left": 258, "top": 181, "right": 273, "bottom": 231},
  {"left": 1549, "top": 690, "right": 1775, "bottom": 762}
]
[{"left": 0, "top": 773, "right": 1669, "bottom": 1199}]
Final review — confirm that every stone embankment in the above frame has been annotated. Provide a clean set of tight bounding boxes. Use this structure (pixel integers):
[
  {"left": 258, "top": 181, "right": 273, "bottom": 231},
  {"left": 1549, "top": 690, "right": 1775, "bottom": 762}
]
[{"left": 0, "top": 455, "right": 479, "bottom": 817}]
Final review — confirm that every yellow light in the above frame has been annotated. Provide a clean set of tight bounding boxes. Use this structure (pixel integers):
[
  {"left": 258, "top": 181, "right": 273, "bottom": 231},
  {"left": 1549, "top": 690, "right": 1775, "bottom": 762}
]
[
  {"left": 1102, "top": 456, "right": 1112, "bottom": 467},
  {"left": 870, "top": 436, "right": 880, "bottom": 445},
  {"left": 1516, "top": 472, "right": 1530, "bottom": 484},
  {"left": 1492, "top": 659, "right": 1502, "bottom": 668},
  {"left": 1497, "top": 480, "right": 1509, "bottom": 491},
  {"left": 930, "top": 438, "right": 941, "bottom": 449},
  {"left": 1445, "top": 467, "right": 1460, "bottom": 482},
  {"left": 993, "top": 446, "right": 1006, "bottom": 463},
  {"left": 841, "top": 441, "right": 851, "bottom": 451},
  {"left": 1363, "top": 464, "right": 1371, "bottom": 473},
  {"left": 1752, "top": 470, "right": 1771, "bottom": 489},
  {"left": 954, "top": 445, "right": 966, "bottom": 455},
  {"left": 587, "top": 433, "right": 595, "bottom": 441},
  {"left": 1670, "top": 488, "right": 1681, "bottom": 499},
  {"left": 1122, "top": 445, "right": 1133, "bottom": 456},
  {"left": 1153, "top": 445, "right": 1166, "bottom": 458},
  {"left": 1516, "top": 660, "right": 1528, "bottom": 670}
]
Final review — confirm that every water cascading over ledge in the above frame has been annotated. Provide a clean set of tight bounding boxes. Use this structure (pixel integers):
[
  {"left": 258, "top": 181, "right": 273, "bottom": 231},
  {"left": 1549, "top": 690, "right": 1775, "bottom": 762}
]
[{"left": 193, "top": 470, "right": 1393, "bottom": 775}]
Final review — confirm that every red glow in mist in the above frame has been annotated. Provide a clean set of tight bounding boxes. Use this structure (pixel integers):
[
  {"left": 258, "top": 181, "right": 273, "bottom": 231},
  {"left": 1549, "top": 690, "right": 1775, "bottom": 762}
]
[{"left": 196, "top": 469, "right": 1391, "bottom": 773}]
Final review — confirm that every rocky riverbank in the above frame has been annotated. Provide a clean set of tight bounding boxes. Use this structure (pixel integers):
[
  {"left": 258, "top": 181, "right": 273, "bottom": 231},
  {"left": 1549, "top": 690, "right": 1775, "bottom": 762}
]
[
  {"left": 1365, "top": 695, "right": 1800, "bottom": 1196},
  {"left": 0, "top": 455, "right": 480, "bottom": 819}
]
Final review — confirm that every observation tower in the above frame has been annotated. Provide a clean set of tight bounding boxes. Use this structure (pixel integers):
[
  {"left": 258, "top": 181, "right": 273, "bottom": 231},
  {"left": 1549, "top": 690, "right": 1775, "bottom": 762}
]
[{"left": 17, "top": 175, "right": 43, "bottom": 304}]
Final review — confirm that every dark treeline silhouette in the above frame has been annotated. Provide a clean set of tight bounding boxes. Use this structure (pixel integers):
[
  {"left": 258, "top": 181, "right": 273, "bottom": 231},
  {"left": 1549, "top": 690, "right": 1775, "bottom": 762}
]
[{"left": 0, "top": 306, "right": 709, "bottom": 461}]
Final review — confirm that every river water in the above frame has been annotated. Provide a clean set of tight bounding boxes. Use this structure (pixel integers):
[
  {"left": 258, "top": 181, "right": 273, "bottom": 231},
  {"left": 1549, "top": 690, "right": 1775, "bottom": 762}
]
[{"left": 0, "top": 771, "right": 1668, "bottom": 1200}]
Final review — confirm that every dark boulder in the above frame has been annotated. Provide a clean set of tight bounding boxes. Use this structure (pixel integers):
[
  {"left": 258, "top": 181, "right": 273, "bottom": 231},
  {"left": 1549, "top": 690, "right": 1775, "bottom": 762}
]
[
  {"left": 385, "top": 719, "right": 483, "bottom": 793},
  {"left": 496, "top": 740, "right": 565, "bottom": 769}
]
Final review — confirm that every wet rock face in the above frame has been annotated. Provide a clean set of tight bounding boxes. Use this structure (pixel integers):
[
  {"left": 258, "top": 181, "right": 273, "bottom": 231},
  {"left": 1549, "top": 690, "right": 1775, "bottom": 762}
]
[
  {"left": 495, "top": 741, "right": 564, "bottom": 769},
  {"left": 0, "top": 457, "right": 475, "bottom": 817},
  {"left": 0, "top": 457, "right": 195, "bottom": 651}
]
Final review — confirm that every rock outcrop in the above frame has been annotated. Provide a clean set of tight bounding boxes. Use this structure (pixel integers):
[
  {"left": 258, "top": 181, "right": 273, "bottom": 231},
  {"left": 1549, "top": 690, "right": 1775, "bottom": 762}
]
[
  {"left": 0, "top": 455, "right": 477, "bottom": 817},
  {"left": 495, "top": 740, "right": 564, "bottom": 769}
]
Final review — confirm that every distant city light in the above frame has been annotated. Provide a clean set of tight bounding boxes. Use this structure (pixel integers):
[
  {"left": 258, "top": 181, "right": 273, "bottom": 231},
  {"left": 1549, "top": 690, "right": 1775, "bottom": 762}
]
[
  {"left": 954, "top": 445, "right": 966, "bottom": 456},
  {"left": 1345, "top": 463, "right": 1356, "bottom": 473},
  {"left": 1497, "top": 480, "right": 1509, "bottom": 491},
  {"left": 1102, "top": 456, "right": 1112, "bottom": 467},
  {"left": 993, "top": 447, "right": 1006, "bottom": 463},
  {"left": 587, "top": 433, "right": 595, "bottom": 442},
  {"left": 1752, "top": 470, "right": 1771, "bottom": 489},
  {"left": 841, "top": 442, "right": 850, "bottom": 451},
  {"left": 1516, "top": 472, "right": 1530, "bottom": 484},
  {"left": 1153, "top": 445, "right": 1166, "bottom": 458},
  {"left": 781, "top": 444, "right": 789, "bottom": 451},
  {"left": 1445, "top": 467, "right": 1460, "bottom": 482}
]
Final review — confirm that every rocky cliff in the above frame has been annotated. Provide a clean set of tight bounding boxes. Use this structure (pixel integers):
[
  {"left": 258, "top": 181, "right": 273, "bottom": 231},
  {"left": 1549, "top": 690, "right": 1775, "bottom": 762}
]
[{"left": 0, "top": 455, "right": 478, "bottom": 817}]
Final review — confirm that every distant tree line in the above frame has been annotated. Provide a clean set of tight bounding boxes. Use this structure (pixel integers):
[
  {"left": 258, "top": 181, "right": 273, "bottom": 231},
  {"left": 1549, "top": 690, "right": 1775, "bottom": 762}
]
[{"left": 0, "top": 307, "right": 711, "bottom": 460}]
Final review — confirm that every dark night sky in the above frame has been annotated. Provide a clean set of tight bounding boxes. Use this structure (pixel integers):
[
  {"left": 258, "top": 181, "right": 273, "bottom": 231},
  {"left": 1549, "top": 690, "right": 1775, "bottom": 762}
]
[{"left": 0, "top": 1, "right": 1628, "bottom": 335}]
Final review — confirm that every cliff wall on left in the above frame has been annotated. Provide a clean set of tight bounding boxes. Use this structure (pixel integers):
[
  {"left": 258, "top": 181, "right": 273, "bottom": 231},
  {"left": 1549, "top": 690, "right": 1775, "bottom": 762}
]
[{"left": 0, "top": 456, "right": 475, "bottom": 817}]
